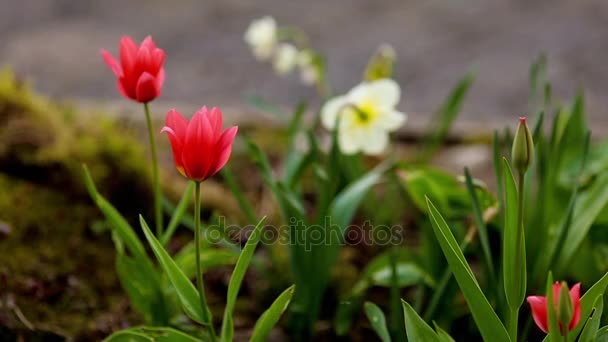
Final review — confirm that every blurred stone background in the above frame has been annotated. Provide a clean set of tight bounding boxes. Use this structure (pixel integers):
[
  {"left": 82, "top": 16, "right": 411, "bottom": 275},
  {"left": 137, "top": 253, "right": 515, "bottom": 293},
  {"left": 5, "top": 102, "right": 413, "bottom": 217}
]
[{"left": 1, "top": 0, "right": 607, "bottom": 134}]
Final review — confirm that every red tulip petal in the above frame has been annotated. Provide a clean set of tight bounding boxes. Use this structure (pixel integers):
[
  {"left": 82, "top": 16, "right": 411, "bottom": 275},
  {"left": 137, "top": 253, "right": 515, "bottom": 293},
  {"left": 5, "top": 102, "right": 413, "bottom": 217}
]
[
  {"left": 155, "top": 68, "right": 165, "bottom": 93},
  {"left": 182, "top": 112, "right": 214, "bottom": 181},
  {"left": 141, "top": 35, "right": 157, "bottom": 50},
  {"left": 164, "top": 108, "right": 188, "bottom": 139},
  {"left": 101, "top": 50, "right": 122, "bottom": 77},
  {"left": 161, "top": 125, "right": 185, "bottom": 173},
  {"left": 207, "top": 107, "right": 224, "bottom": 140},
  {"left": 151, "top": 48, "right": 165, "bottom": 75},
  {"left": 119, "top": 36, "right": 138, "bottom": 76},
  {"left": 527, "top": 296, "right": 549, "bottom": 333},
  {"left": 135, "top": 72, "right": 160, "bottom": 103},
  {"left": 117, "top": 78, "right": 134, "bottom": 100},
  {"left": 209, "top": 126, "right": 238, "bottom": 177},
  {"left": 569, "top": 283, "right": 581, "bottom": 330}
]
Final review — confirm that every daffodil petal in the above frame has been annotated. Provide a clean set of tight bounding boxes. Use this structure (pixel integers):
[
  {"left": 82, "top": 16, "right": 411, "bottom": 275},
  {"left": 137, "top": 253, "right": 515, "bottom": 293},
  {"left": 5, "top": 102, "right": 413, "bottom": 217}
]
[{"left": 321, "top": 95, "right": 348, "bottom": 130}]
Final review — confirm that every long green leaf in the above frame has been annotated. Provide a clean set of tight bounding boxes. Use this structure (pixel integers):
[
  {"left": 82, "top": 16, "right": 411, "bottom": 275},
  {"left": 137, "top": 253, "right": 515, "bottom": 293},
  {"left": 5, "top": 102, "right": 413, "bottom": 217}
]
[
  {"left": 364, "top": 302, "right": 391, "bottom": 342},
  {"left": 249, "top": 285, "right": 295, "bottom": 342},
  {"left": 426, "top": 197, "right": 510, "bottom": 342},
  {"left": 502, "top": 158, "right": 526, "bottom": 309},
  {"left": 139, "top": 216, "right": 207, "bottom": 324},
  {"left": 221, "top": 217, "right": 267, "bottom": 342},
  {"left": 557, "top": 173, "right": 608, "bottom": 271},
  {"left": 546, "top": 273, "right": 560, "bottom": 341},
  {"left": 578, "top": 295, "right": 604, "bottom": 342},
  {"left": 402, "top": 300, "right": 440, "bottom": 342},
  {"left": 464, "top": 167, "right": 495, "bottom": 282},
  {"left": 103, "top": 326, "right": 199, "bottom": 342},
  {"left": 83, "top": 165, "right": 148, "bottom": 264}
]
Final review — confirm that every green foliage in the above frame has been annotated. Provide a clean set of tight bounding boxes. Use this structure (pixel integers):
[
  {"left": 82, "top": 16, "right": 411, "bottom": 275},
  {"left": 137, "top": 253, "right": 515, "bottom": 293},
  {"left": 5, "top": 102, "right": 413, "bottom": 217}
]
[
  {"left": 250, "top": 285, "right": 295, "bottom": 342},
  {"left": 364, "top": 302, "right": 391, "bottom": 342}
]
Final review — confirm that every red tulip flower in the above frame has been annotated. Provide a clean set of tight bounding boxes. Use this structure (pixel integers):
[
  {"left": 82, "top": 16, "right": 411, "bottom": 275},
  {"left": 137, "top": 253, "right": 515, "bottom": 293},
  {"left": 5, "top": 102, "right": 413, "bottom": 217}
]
[
  {"left": 162, "top": 107, "right": 238, "bottom": 182},
  {"left": 101, "top": 36, "right": 165, "bottom": 103},
  {"left": 527, "top": 282, "right": 581, "bottom": 334}
]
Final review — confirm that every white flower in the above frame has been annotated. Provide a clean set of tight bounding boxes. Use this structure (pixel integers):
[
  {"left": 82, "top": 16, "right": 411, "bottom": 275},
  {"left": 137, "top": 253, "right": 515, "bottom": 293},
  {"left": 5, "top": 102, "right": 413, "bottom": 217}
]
[
  {"left": 244, "top": 16, "right": 277, "bottom": 61},
  {"left": 297, "top": 50, "right": 318, "bottom": 85},
  {"left": 321, "top": 79, "right": 406, "bottom": 155},
  {"left": 273, "top": 43, "right": 298, "bottom": 75}
]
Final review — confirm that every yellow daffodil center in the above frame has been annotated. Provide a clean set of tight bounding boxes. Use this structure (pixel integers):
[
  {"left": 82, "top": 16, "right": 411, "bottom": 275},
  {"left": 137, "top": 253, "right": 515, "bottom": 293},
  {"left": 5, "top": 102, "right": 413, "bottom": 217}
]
[{"left": 352, "top": 100, "right": 378, "bottom": 125}]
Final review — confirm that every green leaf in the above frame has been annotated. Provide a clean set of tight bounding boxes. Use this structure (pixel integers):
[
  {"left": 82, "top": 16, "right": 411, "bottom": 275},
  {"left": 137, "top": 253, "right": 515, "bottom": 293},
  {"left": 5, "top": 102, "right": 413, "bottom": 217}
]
[
  {"left": 250, "top": 285, "right": 295, "bottom": 342},
  {"left": 579, "top": 295, "right": 604, "bottom": 342},
  {"left": 433, "top": 322, "right": 456, "bottom": 342},
  {"left": 464, "top": 167, "right": 495, "bottom": 281},
  {"left": 557, "top": 173, "right": 608, "bottom": 271},
  {"left": 139, "top": 216, "right": 207, "bottom": 324},
  {"left": 103, "top": 326, "right": 199, "bottom": 342},
  {"left": 426, "top": 197, "right": 510, "bottom": 342},
  {"left": 161, "top": 182, "right": 194, "bottom": 246},
  {"left": 221, "top": 217, "right": 267, "bottom": 342},
  {"left": 364, "top": 302, "right": 391, "bottom": 342},
  {"left": 221, "top": 166, "right": 259, "bottom": 224},
  {"left": 402, "top": 300, "right": 440, "bottom": 342},
  {"left": 83, "top": 165, "right": 148, "bottom": 264},
  {"left": 597, "top": 326, "right": 608, "bottom": 342},
  {"left": 502, "top": 158, "right": 526, "bottom": 309}
]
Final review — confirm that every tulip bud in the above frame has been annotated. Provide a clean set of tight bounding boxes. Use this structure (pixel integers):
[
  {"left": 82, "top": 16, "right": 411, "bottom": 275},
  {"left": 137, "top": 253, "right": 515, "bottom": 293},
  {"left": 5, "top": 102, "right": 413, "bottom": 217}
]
[
  {"left": 557, "top": 282, "right": 574, "bottom": 330},
  {"left": 512, "top": 117, "right": 534, "bottom": 174}
]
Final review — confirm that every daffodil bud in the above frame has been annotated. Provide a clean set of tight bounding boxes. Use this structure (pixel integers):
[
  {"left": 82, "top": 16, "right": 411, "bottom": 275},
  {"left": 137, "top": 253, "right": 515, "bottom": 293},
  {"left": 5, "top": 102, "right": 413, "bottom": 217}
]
[
  {"left": 364, "top": 44, "right": 396, "bottom": 81},
  {"left": 512, "top": 117, "right": 534, "bottom": 174},
  {"left": 557, "top": 282, "right": 574, "bottom": 329}
]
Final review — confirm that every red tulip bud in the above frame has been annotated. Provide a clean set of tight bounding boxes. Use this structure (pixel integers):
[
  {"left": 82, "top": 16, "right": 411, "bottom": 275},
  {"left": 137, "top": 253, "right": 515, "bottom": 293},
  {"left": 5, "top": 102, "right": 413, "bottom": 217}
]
[{"left": 527, "top": 282, "right": 581, "bottom": 334}]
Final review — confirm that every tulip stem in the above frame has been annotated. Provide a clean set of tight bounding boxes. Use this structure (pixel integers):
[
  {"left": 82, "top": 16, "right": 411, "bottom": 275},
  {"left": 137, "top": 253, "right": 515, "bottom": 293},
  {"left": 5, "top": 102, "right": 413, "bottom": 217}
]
[
  {"left": 143, "top": 102, "right": 163, "bottom": 237},
  {"left": 194, "top": 181, "right": 216, "bottom": 341}
]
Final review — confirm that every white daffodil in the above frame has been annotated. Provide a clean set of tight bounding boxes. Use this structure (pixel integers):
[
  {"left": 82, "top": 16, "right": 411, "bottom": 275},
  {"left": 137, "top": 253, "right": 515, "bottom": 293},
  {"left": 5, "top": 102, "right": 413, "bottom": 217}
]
[
  {"left": 273, "top": 43, "right": 298, "bottom": 75},
  {"left": 244, "top": 16, "right": 278, "bottom": 61},
  {"left": 321, "top": 79, "right": 406, "bottom": 155},
  {"left": 297, "top": 50, "right": 318, "bottom": 86}
]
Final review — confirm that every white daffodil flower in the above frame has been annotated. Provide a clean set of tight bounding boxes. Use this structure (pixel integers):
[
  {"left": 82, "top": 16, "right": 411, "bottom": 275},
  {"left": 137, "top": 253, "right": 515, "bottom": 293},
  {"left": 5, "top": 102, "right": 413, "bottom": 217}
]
[
  {"left": 321, "top": 79, "right": 406, "bottom": 155},
  {"left": 273, "top": 43, "right": 298, "bottom": 75},
  {"left": 244, "top": 16, "right": 278, "bottom": 61},
  {"left": 297, "top": 50, "right": 318, "bottom": 85}
]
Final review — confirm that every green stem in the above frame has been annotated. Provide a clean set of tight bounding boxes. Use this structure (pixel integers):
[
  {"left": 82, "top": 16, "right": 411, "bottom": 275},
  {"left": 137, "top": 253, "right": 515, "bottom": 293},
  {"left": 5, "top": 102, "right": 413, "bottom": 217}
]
[
  {"left": 509, "top": 307, "right": 519, "bottom": 342},
  {"left": 143, "top": 103, "right": 163, "bottom": 237},
  {"left": 194, "top": 181, "right": 216, "bottom": 341},
  {"left": 563, "top": 329, "right": 568, "bottom": 342}
]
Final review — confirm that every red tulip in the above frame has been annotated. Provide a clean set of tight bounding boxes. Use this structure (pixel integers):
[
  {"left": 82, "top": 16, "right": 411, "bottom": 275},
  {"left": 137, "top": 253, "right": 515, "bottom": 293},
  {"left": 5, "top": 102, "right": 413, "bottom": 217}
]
[
  {"left": 527, "top": 282, "right": 581, "bottom": 334},
  {"left": 101, "top": 35, "right": 165, "bottom": 103},
  {"left": 162, "top": 107, "right": 238, "bottom": 182}
]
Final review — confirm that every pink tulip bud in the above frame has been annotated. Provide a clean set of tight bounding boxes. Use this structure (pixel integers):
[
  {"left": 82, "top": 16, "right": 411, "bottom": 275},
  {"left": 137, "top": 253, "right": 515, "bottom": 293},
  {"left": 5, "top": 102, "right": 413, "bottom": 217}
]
[{"left": 527, "top": 282, "right": 581, "bottom": 334}]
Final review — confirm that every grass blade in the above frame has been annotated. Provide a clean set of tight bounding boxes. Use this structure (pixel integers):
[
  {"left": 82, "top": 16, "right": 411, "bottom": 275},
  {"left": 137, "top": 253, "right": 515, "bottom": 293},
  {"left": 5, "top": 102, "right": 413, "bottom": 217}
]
[
  {"left": 364, "top": 302, "right": 391, "bottom": 342},
  {"left": 249, "top": 285, "right": 295, "bottom": 342},
  {"left": 464, "top": 167, "right": 495, "bottom": 282}
]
